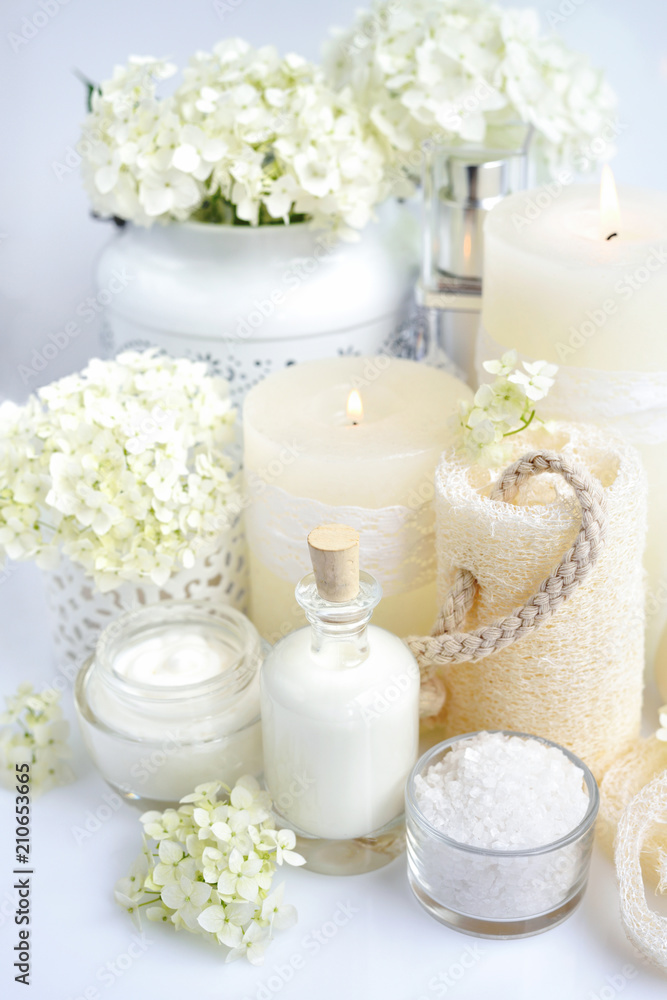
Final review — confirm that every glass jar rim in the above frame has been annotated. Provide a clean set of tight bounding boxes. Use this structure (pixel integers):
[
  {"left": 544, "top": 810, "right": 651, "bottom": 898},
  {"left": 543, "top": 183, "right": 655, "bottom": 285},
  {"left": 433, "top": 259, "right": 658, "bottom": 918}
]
[
  {"left": 93, "top": 599, "right": 263, "bottom": 704},
  {"left": 405, "top": 729, "right": 599, "bottom": 858},
  {"left": 74, "top": 656, "right": 262, "bottom": 745}
]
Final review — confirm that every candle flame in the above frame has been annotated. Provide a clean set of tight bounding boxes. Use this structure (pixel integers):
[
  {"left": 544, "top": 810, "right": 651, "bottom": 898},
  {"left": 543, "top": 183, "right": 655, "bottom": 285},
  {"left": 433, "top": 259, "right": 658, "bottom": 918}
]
[
  {"left": 463, "top": 231, "right": 472, "bottom": 260},
  {"left": 346, "top": 389, "right": 363, "bottom": 425},
  {"left": 600, "top": 164, "right": 621, "bottom": 240}
]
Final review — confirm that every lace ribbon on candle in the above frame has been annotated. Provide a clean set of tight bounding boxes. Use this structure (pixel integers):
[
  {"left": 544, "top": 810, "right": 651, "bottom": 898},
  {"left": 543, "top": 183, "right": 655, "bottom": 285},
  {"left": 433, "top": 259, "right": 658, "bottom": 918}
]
[
  {"left": 244, "top": 480, "right": 435, "bottom": 596},
  {"left": 477, "top": 324, "right": 667, "bottom": 444}
]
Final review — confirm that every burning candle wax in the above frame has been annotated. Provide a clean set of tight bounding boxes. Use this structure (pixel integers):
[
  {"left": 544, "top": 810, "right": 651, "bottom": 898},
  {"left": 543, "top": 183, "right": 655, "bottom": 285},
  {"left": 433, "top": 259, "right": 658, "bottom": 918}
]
[
  {"left": 243, "top": 356, "right": 471, "bottom": 641},
  {"left": 483, "top": 173, "right": 667, "bottom": 371},
  {"left": 482, "top": 173, "right": 667, "bottom": 684}
]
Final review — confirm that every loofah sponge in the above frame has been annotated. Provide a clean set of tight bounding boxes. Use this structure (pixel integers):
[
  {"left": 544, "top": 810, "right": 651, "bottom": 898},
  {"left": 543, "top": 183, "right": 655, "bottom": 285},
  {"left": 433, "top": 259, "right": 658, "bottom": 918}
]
[
  {"left": 599, "top": 736, "right": 667, "bottom": 882},
  {"left": 425, "top": 424, "right": 647, "bottom": 780},
  {"left": 615, "top": 770, "right": 667, "bottom": 971}
]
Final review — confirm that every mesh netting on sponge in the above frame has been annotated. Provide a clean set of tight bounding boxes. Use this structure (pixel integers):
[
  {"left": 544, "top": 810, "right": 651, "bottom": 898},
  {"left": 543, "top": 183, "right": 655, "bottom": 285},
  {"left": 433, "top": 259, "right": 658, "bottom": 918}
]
[
  {"left": 599, "top": 736, "right": 667, "bottom": 878},
  {"left": 430, "top": 424, "right": 647, "bottom": 780},
  {"left": 614, "top": 768, "right": 667, "bottom": 970}
]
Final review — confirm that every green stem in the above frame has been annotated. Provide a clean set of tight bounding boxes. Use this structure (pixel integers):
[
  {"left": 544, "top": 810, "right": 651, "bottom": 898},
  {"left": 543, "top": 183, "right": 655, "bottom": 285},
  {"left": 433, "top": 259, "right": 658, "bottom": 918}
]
[{"left": 503, "top": 409, "right": 536, "bottom": 438}]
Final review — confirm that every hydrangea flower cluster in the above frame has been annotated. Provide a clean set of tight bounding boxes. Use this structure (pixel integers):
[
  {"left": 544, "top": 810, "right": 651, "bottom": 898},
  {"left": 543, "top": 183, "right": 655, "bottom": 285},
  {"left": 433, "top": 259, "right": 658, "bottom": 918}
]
[
  {"left": 0, "top": 350, "right": 237, "bottom": 591},
  {"left": 457, "top": 351, "right": 557, "bottom": 465},
  {"left": 0, "top": 684, "right": 73, "bottom": 794},
  {"left": 325, "top": 0, "right": 618, "bottom": 178},
  {"left": 80, "top": 40, "right": 387, "bottom": 236},
  {"left": 115, "top": 776, "right": 305, "bottom": 965}
]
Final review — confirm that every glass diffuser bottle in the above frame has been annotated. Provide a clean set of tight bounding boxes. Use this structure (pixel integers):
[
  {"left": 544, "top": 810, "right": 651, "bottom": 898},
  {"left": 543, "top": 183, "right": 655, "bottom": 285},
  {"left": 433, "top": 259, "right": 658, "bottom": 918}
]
[{"left": 260, "top": 524, "right": 420, "bottom": 875}]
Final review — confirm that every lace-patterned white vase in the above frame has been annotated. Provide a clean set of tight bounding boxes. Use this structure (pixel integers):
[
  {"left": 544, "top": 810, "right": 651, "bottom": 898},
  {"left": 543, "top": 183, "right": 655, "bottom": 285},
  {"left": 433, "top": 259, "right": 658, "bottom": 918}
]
[
  {"left": 96, "top": 201, "right": 418, "bottom": 408},
  {"left": 43, "top": 527, "right": 248, "bottom": 676}
]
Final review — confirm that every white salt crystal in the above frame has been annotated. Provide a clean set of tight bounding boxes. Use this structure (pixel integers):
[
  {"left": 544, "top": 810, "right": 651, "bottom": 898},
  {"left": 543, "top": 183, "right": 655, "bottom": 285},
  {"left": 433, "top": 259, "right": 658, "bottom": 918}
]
[
  {"left": 414, "top": 731, "right": 588, "bottom": 850},
  {"left": 411, "top": 732, "right": 593, "bottom": 921}
]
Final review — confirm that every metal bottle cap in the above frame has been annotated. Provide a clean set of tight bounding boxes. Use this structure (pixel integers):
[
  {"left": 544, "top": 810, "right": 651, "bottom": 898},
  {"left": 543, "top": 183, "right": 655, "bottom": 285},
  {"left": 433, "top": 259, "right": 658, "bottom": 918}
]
[
  {"left": 422, "top": 138, "right": 531, "bottom": 287},
  {"left": 438, "top": 152, "right": 526, "bottom": 280}
]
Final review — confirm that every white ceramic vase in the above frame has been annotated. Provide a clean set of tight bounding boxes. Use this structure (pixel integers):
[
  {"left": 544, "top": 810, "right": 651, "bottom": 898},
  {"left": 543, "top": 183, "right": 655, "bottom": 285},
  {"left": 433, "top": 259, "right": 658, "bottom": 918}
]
[{"left": 96, "top": 201, "right": 419, "bottom": 406}]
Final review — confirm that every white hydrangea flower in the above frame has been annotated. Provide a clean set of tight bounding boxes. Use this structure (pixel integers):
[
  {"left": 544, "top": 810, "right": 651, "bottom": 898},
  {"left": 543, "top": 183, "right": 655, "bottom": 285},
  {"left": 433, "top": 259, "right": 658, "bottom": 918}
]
[
  {"left": 198, "top": 899, "right": 255, "bottom": 947},
  {"left": 0, "top": 684, "right": 73, "bottom": 795},
  {"left": 160, "top": 875, "right": 212, "bottom": 930},
  {"left": 79, "top": 40, "right": 388, "bottom": 237},
  {"left": 225, "top": 919, "right": 269, "bottom": 965},
  {"left": 324, "top": 0, "right": 618, "bottom": 180},
  {"left": 508, "top": 360, "right": 559, "bottom": 402},
  {"left": 457, "top": 356, "right": 558, "bottom": 467},
  {"left": 261, "top": 883, "right": 298, "bottom": 931},
  {"left": 152, "top": 840, "right": 197, "bottom": 886},
  {"left": 0, "top": 350, "right": 238, "bottom": 591},
  {"left": 259, "top": 828, "right": 307, "bottom": 867},
  {"left": 216, "top": 848, "right": 265, "bottom": 903},
  {"left": 115, "top": 777, "right": 304, "bottom": 963},
  {"left": 482, "top": 350, "right": 519, "bottom": 379}
]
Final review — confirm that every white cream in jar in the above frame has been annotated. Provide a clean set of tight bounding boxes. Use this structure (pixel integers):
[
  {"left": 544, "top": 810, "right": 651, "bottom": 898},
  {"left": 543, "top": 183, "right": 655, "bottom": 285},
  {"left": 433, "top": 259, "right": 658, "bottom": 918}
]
[{"left": 75, "top": 602, "right": 264, "bottom": 806}]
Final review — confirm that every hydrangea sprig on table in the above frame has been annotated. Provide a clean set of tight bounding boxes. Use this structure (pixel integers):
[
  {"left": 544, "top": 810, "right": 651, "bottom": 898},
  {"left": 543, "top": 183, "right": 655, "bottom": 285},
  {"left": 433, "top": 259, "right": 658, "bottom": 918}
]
[
  {"left": 324, "top": 0, "right": 618, "bottom": 180},
  {"left": 115, "top": 776, "right": 305, "bottom": 965},
  {"left": 456, "top": 350, "right": 558, "bottom": 466},
  {"left": 0, "top": 684, "right": 73, "bottom": 795},
  {"left": 0, "top": 350, "right": 238, "bottom": 591},
  {"left": 80, "top": 40, "right": 388, "bottom": 238}
]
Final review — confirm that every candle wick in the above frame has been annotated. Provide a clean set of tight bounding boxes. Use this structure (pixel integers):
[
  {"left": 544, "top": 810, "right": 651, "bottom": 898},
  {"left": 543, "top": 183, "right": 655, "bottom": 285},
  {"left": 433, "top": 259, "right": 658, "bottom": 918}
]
[
  {"left": 352, "top": 421, "right": 358, "bottom": 427},
  {"left": 606, "top": 232, "right": 618, "bottom": 241}
]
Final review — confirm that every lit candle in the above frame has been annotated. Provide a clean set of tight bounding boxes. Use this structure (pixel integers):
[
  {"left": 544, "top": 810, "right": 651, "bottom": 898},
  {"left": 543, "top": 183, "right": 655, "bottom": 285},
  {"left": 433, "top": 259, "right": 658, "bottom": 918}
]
[
  {"left": 243, "top": 356, "right": 471, "bottom": 641},
  {"left": 481, "top": 175, "right": 667, "bottom": 682},
  {"left": 482, "top": 173, "right": 667, "bottom": 370},
  {"left": 599, "top": 164, "right": 621, "bottom": 241},
  {"left": 347, "top": 388, "right": 363, "bottom": 425}
]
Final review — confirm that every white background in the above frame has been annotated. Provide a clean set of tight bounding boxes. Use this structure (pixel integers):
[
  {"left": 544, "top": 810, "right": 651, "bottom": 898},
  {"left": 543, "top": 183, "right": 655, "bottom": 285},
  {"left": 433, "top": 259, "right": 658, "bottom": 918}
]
[{"left": 1, "top": 1, "right": 667, "bottom": 998}]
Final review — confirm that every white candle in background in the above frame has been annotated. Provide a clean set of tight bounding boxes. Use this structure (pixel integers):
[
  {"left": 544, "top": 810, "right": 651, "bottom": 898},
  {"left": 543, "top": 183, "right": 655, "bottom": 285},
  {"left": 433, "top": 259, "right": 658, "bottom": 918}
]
[
  {"left": 243, "top": 356, "right": 471, "bottom": 641},
  {"left": 483, "top": 176, "right": 667, "bottom": 370},
  {"left": 482, "top": 175, "right": 667, "bottom": 685}
]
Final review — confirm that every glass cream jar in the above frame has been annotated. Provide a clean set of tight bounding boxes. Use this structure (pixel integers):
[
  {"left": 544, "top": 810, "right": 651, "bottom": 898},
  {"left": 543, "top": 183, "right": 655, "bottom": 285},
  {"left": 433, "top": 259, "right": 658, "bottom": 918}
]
[{"left": 75, "top": 601, "right": 264, "bottom": 807}]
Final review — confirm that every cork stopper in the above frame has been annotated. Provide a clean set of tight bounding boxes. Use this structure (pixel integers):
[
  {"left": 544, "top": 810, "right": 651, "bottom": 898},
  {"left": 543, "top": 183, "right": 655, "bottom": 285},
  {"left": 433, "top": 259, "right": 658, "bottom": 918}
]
[{"left": 307, "top": 524, "right": 360, "bottom": 603}]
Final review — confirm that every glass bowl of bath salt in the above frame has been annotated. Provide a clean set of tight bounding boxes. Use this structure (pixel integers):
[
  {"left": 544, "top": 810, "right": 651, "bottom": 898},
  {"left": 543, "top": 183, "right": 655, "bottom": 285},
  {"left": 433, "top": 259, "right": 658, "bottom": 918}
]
[{"left": 405, "top": 730, "right": 599, "bottom": 938}]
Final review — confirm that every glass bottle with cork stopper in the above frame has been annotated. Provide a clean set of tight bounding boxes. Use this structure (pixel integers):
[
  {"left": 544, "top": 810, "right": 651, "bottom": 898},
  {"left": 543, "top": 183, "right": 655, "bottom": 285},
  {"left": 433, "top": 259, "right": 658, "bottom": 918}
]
[{"left": 260, "top": 523, "right": 420, "bottom": 875}]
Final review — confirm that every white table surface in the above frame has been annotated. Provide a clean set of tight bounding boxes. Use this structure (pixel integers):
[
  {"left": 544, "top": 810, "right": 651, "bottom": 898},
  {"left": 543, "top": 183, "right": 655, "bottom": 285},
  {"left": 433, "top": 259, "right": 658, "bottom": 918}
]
[{"left": 1, "top": 561, "right": 666, "bottom": 1000}]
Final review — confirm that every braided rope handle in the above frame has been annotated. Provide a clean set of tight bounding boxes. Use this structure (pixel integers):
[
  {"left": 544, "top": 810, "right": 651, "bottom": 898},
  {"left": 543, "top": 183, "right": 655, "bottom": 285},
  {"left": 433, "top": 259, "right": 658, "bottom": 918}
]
[{"left": 407, "top": 450, "right": 608, "bottom": 670}]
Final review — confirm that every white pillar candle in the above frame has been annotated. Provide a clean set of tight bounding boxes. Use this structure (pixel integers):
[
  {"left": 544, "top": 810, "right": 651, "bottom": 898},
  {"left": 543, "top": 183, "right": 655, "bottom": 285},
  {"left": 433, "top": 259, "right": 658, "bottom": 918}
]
[
  {"left": 243, "top": 356, "right": 471, "bottom": 640},
  {"left": 482, "top": 179, "right": 667, "bottom": 685},
  {"left": 483, "top": 180, "right": 667, "bottom": 370}
]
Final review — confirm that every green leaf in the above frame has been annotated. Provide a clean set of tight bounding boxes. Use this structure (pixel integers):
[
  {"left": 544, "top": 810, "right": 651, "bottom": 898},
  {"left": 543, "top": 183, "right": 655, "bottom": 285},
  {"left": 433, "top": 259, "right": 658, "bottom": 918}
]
[{"left": 73, "top": 68, "right": 100, "bottom": 112}]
